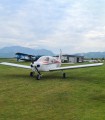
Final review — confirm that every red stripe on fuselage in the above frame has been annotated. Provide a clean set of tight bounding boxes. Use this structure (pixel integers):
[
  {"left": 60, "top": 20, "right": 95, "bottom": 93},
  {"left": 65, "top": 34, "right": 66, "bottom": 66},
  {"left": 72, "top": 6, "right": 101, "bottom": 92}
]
[{"left": 42, "top": 61, "right": 61, "bottom": 65}]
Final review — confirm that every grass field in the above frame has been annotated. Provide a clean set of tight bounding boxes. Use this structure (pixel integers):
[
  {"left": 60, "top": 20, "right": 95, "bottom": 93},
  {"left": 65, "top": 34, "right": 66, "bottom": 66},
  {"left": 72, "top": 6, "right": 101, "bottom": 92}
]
[{"left": 0, "top": 59, "right": 105, "bottom": 120}]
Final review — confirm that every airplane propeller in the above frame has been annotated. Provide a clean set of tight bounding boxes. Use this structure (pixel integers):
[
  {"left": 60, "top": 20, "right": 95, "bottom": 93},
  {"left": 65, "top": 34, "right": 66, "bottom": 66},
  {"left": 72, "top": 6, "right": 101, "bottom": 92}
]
[
  {"left": 30, "top": 60, "right": 42, "bottom": 80},
  {"left": 34, "top": 66, "right": 42, "bottom": 80}
]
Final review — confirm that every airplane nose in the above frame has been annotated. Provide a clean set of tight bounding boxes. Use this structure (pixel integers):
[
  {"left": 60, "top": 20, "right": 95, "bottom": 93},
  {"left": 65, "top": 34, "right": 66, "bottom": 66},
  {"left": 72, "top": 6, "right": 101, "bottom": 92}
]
[
  {"left": 36, "top": 64, "right": 40, "bottom": 67},
  {"left": 31, "top": 64, "right": 33, "bottom": 67},
  {"left": 34, "top": 62, "right": 40, "bottom": 68}
]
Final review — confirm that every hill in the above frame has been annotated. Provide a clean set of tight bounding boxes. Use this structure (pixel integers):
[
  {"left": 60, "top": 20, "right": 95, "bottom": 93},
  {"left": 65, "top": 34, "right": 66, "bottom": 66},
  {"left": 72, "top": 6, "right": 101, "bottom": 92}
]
[
  {"left": 0, "top": 46, "right": 54, "bottom": 58},
  {"left": 76, "top": 52, "right": 105, "bottom": 58},
  {"left": 1, "top": 46, "right": 105, "bottom": 58}
]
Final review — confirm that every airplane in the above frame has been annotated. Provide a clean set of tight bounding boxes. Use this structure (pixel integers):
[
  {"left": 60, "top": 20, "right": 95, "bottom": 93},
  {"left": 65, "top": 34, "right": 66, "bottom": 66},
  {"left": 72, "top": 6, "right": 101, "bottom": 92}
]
[{"left": 0, "top": 53, "right": 103, "bottom": 80}]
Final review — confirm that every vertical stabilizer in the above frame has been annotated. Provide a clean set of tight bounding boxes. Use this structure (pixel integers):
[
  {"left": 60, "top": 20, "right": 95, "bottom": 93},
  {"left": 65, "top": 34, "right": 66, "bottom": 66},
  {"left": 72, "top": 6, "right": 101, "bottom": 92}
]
[{"left": 58, "top": 49, "right": 62, "bottom": 62}]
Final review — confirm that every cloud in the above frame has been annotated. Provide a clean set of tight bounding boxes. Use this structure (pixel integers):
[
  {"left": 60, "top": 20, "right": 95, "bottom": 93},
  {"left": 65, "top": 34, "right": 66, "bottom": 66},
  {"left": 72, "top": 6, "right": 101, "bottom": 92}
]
[{"left": 0, "top": 0, "right": 105, "bottom": 53}]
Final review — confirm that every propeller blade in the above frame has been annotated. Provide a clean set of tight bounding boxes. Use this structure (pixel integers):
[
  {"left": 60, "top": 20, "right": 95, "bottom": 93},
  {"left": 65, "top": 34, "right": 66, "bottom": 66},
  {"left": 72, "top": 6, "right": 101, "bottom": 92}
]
[{"left": 35, "top": 66, "right": 41, "bottom": 75}]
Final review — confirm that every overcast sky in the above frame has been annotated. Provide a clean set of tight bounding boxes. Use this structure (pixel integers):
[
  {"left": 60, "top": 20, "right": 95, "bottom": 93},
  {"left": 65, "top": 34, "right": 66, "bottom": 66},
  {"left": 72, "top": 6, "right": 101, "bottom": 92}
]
[{"left": 0, "top": 0, "right": 105, "bottom": 54}]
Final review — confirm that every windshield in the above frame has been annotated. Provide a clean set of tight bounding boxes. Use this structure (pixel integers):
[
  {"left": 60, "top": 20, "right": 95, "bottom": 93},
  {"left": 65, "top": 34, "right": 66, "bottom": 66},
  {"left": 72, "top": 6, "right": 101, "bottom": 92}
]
[
  {"left": 37, "top": 56, "right": 50, "bottom": 62},
  {"left": 37, "top": 56, "right": 59, "bottom": 64}
]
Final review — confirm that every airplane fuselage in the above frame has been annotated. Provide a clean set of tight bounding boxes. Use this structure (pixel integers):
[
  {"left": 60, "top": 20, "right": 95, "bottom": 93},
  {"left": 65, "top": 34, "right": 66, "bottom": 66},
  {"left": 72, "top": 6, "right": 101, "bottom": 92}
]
[{"left": 32, "top": 56, "right": 61, "bottom": 71}]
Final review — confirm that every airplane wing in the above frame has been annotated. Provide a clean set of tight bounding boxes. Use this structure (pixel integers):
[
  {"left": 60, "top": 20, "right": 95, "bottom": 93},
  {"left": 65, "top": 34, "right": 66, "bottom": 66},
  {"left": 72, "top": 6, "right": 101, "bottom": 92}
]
[
  {"left": 50, "top": 63, "right": 103, "bottom": 71},
  {"left": 0, "top": 62, "right": 31, "bottom": 69}
]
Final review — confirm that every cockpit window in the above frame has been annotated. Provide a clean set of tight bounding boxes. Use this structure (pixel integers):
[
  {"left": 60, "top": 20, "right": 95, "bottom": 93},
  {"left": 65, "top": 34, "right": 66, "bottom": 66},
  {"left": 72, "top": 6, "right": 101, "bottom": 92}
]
[
  {"left": 45, "top": 57, "right": 49, "bottom": 61},
  {"left": 38, "top": 56, "right": 49, "bottom": 62}
]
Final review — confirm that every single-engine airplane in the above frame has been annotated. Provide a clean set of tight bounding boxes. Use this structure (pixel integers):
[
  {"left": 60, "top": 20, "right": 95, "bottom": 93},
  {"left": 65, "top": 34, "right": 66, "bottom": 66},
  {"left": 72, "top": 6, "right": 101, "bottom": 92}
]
[{"left": 0, "top": 53, "right": 103, "bottom": 80}]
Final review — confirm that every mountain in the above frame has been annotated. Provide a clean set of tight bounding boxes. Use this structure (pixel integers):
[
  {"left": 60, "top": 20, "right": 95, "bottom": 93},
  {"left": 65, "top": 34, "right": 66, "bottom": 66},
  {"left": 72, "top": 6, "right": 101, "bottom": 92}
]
[
  {"left": 0, "top": 46, "right": 54, "bottom": 58},
  {"left": 0, "top": 46, "right": 105, "bottom": 58},
  {"left": 75, "top": 52, "right": 105, "bottom": 58}
]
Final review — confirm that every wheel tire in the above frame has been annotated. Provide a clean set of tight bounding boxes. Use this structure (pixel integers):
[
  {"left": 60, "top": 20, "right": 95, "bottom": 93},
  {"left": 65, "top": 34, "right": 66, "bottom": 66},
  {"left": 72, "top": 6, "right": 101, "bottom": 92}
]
[
  {"left": 30, "top": 72, "right": 34, "bottom": 77},
  {"left": 36, "top": 74, "right": 41, "bottom": 80},
  {"left": 63, "top": 73, "right": 66, "bottom": 79}
]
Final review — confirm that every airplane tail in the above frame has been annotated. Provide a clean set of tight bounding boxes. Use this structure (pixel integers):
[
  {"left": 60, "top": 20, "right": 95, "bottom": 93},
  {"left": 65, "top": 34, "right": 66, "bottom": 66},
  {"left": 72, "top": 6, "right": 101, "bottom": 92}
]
[{"left": 58, "top": 49, "right": 62, "bottom": 63}]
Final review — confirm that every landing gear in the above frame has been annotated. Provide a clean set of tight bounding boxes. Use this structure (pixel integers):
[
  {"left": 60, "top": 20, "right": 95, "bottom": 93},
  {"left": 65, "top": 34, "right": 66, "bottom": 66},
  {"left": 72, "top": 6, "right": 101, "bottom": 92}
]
[
  {"left": 63, "top": 73, "right": 66, "bottom": 79},
  {"left": 30, "top": 71, "right": 42, "bottom": 80},
  {"left": 30, "top": 72, "right": 34, "bottom": 77},
  {"left": 36, "top": 74, "right": 41, "bottom": 80},
  {"left": 61, "top": 70, "right": 66, "bottom": 79}
]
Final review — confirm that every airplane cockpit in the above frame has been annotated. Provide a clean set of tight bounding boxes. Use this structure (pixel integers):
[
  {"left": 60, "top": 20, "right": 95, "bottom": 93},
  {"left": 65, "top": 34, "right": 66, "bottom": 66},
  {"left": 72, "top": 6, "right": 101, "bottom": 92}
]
[
  {"left": 37, "top": 56, "right": 59, "bottom": 64},
  {"left": 37, "top": 56, "right": 49, "bottom": 62}
]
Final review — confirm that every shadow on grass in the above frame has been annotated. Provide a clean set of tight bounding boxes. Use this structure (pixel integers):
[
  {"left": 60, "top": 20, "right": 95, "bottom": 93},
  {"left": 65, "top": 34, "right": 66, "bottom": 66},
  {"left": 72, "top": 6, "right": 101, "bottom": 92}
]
[
  {"left": 2, "top": 71, "right": 69, "bottom": 81},
  {"left": 2, "top": 68, "right": 105, "bottom": 83},
  {"left": 2, "top": 73, "right": 32, "bottom": 81},
  {"left": 90, "top": 92, "right": 105, "bottom": 103}
]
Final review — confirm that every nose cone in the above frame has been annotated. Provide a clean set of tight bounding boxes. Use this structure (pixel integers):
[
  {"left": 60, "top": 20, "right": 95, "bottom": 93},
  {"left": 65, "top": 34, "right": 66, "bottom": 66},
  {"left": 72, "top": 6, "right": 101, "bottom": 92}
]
[
  {"left": 34, "top": 62, "right": 40, "bottom": 68},
  {"left": 36, "top": 64, "right": 40, "bottom": 67}
]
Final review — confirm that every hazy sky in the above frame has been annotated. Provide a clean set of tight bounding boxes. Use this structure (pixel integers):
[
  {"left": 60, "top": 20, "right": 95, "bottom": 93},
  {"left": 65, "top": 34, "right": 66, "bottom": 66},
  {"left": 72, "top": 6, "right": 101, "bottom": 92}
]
[{"left": 0, "top": 0, "right": 105, "bottom": 54}]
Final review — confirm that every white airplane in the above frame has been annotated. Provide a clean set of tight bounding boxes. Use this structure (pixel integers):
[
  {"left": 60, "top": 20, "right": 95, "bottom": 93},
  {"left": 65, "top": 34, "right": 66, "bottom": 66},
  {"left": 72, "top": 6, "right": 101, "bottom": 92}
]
[{"left": 0, "top": 54, "right": 103, "bottom": 80}]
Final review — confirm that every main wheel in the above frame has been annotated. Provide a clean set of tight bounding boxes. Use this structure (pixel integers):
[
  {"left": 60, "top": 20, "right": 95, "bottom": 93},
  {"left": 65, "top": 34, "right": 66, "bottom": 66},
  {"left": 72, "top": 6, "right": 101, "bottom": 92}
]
[
  {"left": 63, "top": 73, "right": 66, "bottom": 78},
  {"left": 30, "top": 72, "right": 34, "bottom": 77},
  {"left": 36, "top": 74, "right": 41, "bottom": 80}
]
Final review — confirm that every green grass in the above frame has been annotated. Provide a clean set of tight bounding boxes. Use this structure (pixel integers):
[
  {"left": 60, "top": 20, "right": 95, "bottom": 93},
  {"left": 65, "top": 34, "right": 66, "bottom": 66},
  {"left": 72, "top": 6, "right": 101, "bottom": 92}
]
[{"left": 0, "top": 59, "right": 105, "bottom": 120}]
